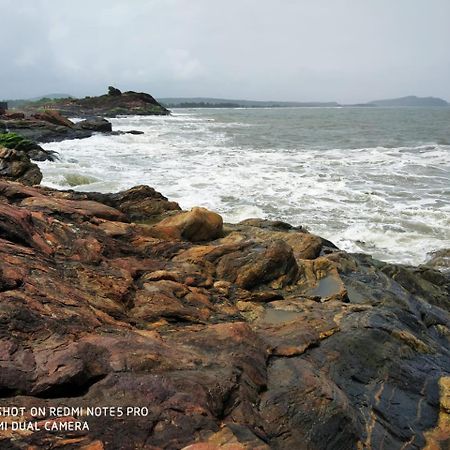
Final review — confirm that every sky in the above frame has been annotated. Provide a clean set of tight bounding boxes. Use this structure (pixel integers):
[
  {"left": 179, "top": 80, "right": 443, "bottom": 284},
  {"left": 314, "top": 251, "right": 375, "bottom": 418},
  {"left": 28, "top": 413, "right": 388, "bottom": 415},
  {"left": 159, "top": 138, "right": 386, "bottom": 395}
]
[{"left": 1, "top": 0, "right": 449, "bottom": 103}]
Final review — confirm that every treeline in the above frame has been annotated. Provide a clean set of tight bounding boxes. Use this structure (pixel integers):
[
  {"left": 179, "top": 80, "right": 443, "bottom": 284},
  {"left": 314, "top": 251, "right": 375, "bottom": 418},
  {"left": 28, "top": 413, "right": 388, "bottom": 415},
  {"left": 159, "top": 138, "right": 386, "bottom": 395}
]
[{"left": 164, "top": 102, "right": 242, "bottom": 108}]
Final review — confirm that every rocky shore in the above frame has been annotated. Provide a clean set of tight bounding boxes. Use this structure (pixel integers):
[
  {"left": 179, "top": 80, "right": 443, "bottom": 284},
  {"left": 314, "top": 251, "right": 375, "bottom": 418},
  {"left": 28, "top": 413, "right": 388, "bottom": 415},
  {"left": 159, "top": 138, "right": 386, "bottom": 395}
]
[
  {"left": 0, "top": 110, "right": 144, "bottom": 147},
  {"left": 1, "top": 87, "right": 167, "bottom": 149},
  {"left": 0, "top": 140, "right": 449, "bottom": 449}
]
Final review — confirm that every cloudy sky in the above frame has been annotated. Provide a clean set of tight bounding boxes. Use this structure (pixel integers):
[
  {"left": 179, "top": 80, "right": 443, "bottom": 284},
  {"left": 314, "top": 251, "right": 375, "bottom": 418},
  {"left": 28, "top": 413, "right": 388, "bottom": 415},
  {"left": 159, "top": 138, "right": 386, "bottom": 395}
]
[{"left": 1, "top": 0, "right": 449, "bottom": 102}]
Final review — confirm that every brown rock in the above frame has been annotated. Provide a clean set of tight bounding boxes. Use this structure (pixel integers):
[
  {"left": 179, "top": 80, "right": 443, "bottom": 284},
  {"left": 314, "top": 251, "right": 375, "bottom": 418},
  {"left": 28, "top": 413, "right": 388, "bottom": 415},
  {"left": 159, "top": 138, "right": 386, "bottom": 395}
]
[
  {"left": 31, "top": 110, "right": 75, "bottom": 128},
  {"left": 215, "top": 239, "right": 298, "bottom": 289},
  {"left": 64, "top": 184, "right": 181, "bottom": 222},
  {"left": 183, "top": 424, "right": 270, "bottom": 449},
  {"left": 154, "top": 207, "right": 223, "bottom": 242},
  {"left": 0, "top": 179, "right": 449, "bottom": 449},
  {"left": 1, "top": 112, "right": 25, "bottom": 119},
  {"left": 0, "top": 146, "right": 42, "bottom": 185},
  {"left": 20, "top": 196, "right": 127, "bottom": 222}
]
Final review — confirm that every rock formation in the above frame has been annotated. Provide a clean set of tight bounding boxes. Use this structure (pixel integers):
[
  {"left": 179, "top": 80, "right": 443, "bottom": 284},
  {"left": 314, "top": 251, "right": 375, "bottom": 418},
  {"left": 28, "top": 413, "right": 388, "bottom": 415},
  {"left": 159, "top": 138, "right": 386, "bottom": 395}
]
[
  {"left": 0, "top": 113, "right": 111, "bottom": 144},
  {"left": 21, "top": 87, "right": 170, "bottom": 118},
  {"left": 1, "top": 111, "right": 144, "bottom": 150},
  {"left": 0, "top": 146, "right": 42, "bottom": 185},
  {"left": 0, "top": 132, "right": 58, "bottom": 161},
  {"left": 0, "top": 178, "right": 449, "bottom": 449}
]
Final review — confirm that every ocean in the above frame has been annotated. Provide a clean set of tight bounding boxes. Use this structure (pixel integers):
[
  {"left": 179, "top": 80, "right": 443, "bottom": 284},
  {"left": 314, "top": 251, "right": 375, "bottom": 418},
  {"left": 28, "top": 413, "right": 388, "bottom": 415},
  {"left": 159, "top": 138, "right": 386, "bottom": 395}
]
[{"left": 38, "top": 107, "right": 450, "bottom": 266}]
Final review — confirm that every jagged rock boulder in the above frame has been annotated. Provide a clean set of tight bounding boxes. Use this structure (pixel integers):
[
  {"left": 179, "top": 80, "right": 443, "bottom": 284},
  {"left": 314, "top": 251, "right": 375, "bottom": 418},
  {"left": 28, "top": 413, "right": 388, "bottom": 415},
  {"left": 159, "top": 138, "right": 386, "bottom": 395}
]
[
  {"left": 108, "top": 86, "right": 122, "bottom": 96},
  {"left": 0, "top": 132, "right": 57, "bottom": 161},
  {"left": 64, "top": 184, "right": 181, "bottom": 221},
  {"left": 75, "top": 117, "right": 113, "bottom": 132},
  {"left": 153, "top": 207, "right": 223, "bottom": 241},
  {"left": 31, "top": 110, "right": 74, "bottom": 128},
  {"left": 0, "top": 146, "right": 42, "bottom": 185}
]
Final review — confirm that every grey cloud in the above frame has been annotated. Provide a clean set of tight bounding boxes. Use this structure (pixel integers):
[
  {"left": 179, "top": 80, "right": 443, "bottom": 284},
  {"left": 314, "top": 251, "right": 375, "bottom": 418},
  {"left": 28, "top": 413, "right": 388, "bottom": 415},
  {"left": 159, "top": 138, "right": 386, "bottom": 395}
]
[{"left": 1, "top": 0, "right": 449, "bottom": 102}]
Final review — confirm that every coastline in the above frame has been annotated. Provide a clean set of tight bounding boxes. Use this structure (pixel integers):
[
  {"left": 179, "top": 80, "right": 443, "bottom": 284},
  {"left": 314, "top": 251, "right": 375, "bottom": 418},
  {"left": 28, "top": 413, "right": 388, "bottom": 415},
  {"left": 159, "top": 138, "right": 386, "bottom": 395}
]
[
  {"left": 38, "top": 108, "right": 450, "bottom": 267},
  {"left": 0, "top": 101, "right": 449, "bottom": 448}
]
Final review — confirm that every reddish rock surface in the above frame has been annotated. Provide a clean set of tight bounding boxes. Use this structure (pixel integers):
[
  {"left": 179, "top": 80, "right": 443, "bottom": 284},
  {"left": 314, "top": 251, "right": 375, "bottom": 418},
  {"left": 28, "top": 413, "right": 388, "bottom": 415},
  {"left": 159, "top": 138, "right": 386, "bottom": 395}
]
[{"left": 0, "top": 180, "right": 449, "bottom": 449}]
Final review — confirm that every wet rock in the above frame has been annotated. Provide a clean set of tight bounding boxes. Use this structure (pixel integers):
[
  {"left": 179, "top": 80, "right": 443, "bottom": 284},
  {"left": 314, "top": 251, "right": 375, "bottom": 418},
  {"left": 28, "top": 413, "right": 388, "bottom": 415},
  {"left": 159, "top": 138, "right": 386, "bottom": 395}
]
[
  {"left": 64, "top": 184, "right": 181, "bottom": 221},
  {"left": 154, "top": 207, "right": 223, "bottom": 242},
  {"left": 425, "top": 248, "right": 450, "bottom": 273},
  {"left": 0, "top": 116, "right": 93, "bottom": 143},
  {"left": 227, "top": 221, "right": 323, "bottom": 260},
  {"left": 0, "top": 146, "right": 42, "bottom": 185},
  {"left": 0, "top": 180, "right": 449, "bottom": 449},
  {"left": 109, "top": 129, "right": 145, "bottom": 136},
  {"left": 182, "top": 424, "right": 270, "bottom": 449},
  {"left": 215, "top": 239, "right": 298, "bottom": 289},
  {"left": 75, "top": 117, "right": 113, "bottom": 132}
]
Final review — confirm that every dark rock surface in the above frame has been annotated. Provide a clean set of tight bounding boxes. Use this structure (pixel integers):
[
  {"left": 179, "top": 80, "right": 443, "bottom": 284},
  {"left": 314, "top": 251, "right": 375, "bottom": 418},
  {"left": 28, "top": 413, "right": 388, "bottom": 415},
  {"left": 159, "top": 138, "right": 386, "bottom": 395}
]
[
  {"left": 1, "top": 112, "right": 141, "bottom": 149},
  {"left": 0, "top": 115, "right": 94, "bottom": 143},
  {"left": 0, "top": 147, "right": 42, "bottom": 185},
  {"left": 75, "top": 118, "right": 113, "bottom": 133},
  {"left": 0, "top": 180, "right": 449, "bottom": 449}
]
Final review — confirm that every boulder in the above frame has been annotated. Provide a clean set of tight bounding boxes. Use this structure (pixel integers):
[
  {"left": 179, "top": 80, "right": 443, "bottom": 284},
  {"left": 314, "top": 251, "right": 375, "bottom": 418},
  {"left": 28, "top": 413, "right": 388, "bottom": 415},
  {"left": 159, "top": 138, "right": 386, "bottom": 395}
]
[
  {"left": 0, "top": 132, "right": 57, "bottom": 161},
  {"left": 108, "top": 86, "right": 122, "bottom": 96},
  {"left": 425, "top": 248, "right": 450, "bottom": 273},
  {"left": 75, "top": 117, "right": 113, "bottom": 132},
  {"left": 63, "top": 184, "right": 181, "bottom": 221},
  {"left": 154, "top": 207, "right": 223, "bottom": 242},
  {"left": 31, "top": 110, "right": 74, "bottom": 128},
  {"left": 0, "top": 146, "right": 42, "bottom": 185},
  {"left": 215, "top": 239, "right": 298, "bottom": 289}
]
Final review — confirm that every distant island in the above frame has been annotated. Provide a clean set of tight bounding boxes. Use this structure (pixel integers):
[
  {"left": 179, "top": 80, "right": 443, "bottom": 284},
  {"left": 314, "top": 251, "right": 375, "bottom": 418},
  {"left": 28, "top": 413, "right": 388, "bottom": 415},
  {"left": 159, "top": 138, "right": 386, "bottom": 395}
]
[
  {"left": 369, "top": 95, "right": 449, "bottom": 107},
  {"left": 159, "top": 95, "right": 449, "bottom": 108}
]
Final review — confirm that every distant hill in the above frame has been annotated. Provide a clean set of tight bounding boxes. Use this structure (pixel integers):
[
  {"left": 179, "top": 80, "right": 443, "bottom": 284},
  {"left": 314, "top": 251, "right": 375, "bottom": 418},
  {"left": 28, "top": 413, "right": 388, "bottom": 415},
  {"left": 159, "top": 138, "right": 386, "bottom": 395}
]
[
  {"left": 158, "top": 97, "right": 340, "bottom": 108},
  {"left": 159, "top": 95, "right": 450, "bottom": 108},
  {"left": 370, "top": 95, "right": 449, "bottom": 107},
  {"left": 4, "top": 94, "right": 73, "bottom": 109},
  {"left": 29, "top": 93, "right": 73, "bottom": 101}
]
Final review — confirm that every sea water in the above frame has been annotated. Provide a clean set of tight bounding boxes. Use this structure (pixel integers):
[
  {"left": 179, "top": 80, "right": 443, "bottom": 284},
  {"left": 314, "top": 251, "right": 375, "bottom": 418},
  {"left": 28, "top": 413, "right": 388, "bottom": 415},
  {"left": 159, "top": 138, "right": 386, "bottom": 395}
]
[{"left": 38, "top": 107, "right": 450, "bottom": 266}]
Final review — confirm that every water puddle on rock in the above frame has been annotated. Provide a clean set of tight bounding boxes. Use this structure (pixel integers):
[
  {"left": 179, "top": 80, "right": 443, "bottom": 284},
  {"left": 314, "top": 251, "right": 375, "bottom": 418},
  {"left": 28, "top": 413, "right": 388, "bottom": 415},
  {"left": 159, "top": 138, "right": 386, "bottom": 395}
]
[
  {"left": 305, "top": 275, "right": 342, "bottom": 298},
  {"left": 260, "top": 308, "right": 303, "bottom": 325}
]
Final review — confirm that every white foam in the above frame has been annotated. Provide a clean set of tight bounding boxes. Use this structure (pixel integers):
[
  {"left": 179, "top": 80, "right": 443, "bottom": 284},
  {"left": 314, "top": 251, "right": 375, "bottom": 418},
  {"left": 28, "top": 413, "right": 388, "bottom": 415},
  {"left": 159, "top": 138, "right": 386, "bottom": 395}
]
[{"left": 39, "top": 111, "right": 450, "bottom": 266}]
